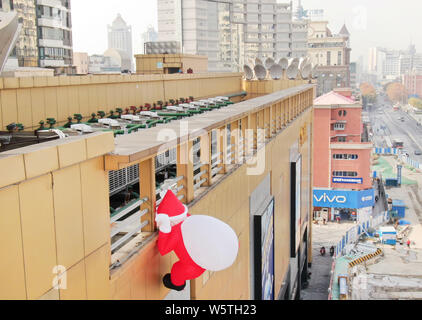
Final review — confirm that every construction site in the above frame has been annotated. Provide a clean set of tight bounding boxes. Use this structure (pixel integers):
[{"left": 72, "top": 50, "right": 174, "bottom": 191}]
[{"left": 329, "top": 152, "right": 422, "bottom": 300}]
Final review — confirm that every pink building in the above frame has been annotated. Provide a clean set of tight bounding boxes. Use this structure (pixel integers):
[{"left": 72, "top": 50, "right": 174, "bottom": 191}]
[
  {"left": 403, "top": 73, "right": 422, "bottom": 98},
  {"left": 313, "top": 91, "right": 373, "bottom": 191}
]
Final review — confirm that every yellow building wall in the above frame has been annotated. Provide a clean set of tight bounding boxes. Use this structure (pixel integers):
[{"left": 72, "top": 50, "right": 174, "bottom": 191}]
[
  {"left": 135, "top": 54, "right": 208, "bottom": 74},
  {"left": 242, "top": 79, "right": 311, "bottom": 100},
  {"left": 108, "top": 104, "right": 314, "bottom": 300},
  {"left": 189, "top": 108, "right": 313, "bottom": 300},
  {"left": 0, "top": 132, "right": 114, "bottom": 300},
  {"left": 0, "top": 73, "right": 242, "bottom": 130}
]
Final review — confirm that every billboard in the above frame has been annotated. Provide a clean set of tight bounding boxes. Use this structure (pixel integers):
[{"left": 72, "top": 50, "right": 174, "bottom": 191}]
[
  {"left": 254, "top": 198, "right": 275, "bottom": 300},
  {"left": 313, "top": 189, "right": 375, "bottom": 209},
  {"left": 295, "top": 157, "right": 302, "bottom": 253}
]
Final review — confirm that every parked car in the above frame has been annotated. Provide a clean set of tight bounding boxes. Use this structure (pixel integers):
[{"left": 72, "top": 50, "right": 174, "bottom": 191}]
[{"left": 415, "top": 150, "right": 422, "bottom": 156}]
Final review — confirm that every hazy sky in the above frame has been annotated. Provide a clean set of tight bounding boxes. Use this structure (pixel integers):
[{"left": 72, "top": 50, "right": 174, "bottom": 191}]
[
  {"left": 72, "top": 0, "right": 422, "bottom": 66},
  {"left": 72, "top": 0, "right": 158, "bottom": 55}
]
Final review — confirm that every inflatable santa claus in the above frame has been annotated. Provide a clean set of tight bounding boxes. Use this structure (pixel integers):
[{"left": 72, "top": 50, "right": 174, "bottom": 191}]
[{"left": 155, "top": 190, "right": 239, "bottom": 291}]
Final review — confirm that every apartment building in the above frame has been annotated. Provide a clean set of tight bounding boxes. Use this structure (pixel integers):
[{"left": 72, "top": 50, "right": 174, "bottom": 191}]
[
  {"left": 403, "top": 72, "right": 422, "bottom": 99},
  {"left": 368, "top": 45, "right": 422, "bottom": 82},
  {"left": 36, "top": 0, "right": 74, "bottom": 73},
  {"left": 0, "top": 0, "right": 74, "bottom": 74},
  {"left": 0, "top": 0, "right": 38, "bottom": 67},
  {"left": 73, "top": 52, "right": 88, "bottom": 74},
  {"left": 157, "top": 0, "right": 308, "bottom": 72}
]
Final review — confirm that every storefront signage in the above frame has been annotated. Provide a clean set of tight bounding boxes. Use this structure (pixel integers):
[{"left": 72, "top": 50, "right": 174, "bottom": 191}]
[
  {"left": 313, "top": 189, "right": 375, "bottom": 209},
  {"left": 333, "top": 177, "right": 363, "bottom": 184}
]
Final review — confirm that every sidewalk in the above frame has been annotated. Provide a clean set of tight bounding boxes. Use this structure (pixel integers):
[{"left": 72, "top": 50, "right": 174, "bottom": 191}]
[{"left": 301, "top": 221, "right": 357, "bottom": 300}]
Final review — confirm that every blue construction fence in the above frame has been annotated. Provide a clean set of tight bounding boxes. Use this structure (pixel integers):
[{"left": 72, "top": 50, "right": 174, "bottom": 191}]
[
  {"left": 335, "top": 211, "right": 389, "bottom": 258},
  {"left": 374, "top": 147, "right": 400, "bottom": 155},
  {"left": 373, "top": 148, "right": 421, "bottom": 170}
]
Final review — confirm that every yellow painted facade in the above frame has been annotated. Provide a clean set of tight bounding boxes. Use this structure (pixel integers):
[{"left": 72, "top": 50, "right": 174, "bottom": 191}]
[
  {"left": 0, "top": 73, "right": 242, "bottom": 130},
  {"left": 0, "top": 132, "right": 114, "bottom": 300},
  {"left": 106, "top": 85, "right": 315, "bottom": 300},
  {"left": 0, "top": 75, "right": 315, "bottom": 300},
  {"left": 242, "top": 79, "right": 312, "bottom": 100},
  {"left": 135, "top": 54, "right": 208, "bottom": 75}
]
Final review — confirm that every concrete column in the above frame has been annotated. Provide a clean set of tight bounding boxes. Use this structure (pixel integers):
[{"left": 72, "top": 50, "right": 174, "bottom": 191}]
[
  {"left": 177, "top": 140, "right": 194, "bottom": 204},
  {"left": 139, "top": 158, "right": 156, "bottom": 232}
]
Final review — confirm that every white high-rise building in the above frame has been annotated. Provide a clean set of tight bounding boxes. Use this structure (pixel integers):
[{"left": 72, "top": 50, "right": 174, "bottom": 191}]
[
  {"left": 157, "top": 0, "right": 308, "bottom": 72},
  {"left": 368, "top": 47, "right": 386, "bottom": 81},
  {"left": 141, "top": 25, "right": 159, "bottom": 54},
  {"left": 108, "top": 14, "right": 133, "bottom": 71}
]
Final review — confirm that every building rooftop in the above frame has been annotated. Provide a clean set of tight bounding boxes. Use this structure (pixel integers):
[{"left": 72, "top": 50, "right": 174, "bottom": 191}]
[
  {"left": 339, "top": 24, "right": 350, "bottom": 36},
  {"left": 110, "top": 84, "right": 313, "bottom": 164},
  {"left": 314, "top": 91, "right": 357, "bottom": 106}
]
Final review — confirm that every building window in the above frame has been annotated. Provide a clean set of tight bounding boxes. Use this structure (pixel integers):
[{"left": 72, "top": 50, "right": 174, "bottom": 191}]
[
  {"left": 338, "top": 51, "right": 342, "bottom": 65},
  {"left": 327, "top": 51, "right": 331, "bottom": 66},
  {"left": 0, "top": 1, "right": 3, "bottom": 9},
  {"left": 333, "top": 154, "right": 359, "bottom": 160},
  {"left": 338, "top": 110, "right": 347, "bottom": 117},
  {"left": 333, "top": 171, "right": 358, "bottom": 177},
  {"left": 337, "top": 137, "right": 347, "bottom": 142},
  {"left": 9, "top": 0, "right": 13, "bottom": 10},
  {"left": 333, "top": 123, "right": 346, "bottom": 130}
]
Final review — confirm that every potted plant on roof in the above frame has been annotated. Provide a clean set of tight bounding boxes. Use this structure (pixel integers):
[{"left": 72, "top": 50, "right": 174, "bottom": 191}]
[
  {"left": 88, "top": 113, "right": 98, "bottom": 123},
  {"left": 37, "top": 121, "right": 45, "bottom": 131},
  {"left": 46, "top": 118, "right": 56, "bottom": 129},
  {"left": 64, "top": 116, "right": 73, "bottom": 128},
  {"left": 97, "top": 111, "right": 106, "bottom": 119},
  {"left": 108, "top": 110, "right": 118, "bottom": 119},
  {"left": 74, "top": 114, "right": 83, "bottom": 123},
  {"left": 116, "top": 108, "right": 123, "bottom": 118}
]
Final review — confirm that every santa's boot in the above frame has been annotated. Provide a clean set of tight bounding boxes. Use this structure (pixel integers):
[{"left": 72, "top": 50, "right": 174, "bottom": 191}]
[{"left": 163, "top": 274, "right": 186, "bottom": 292}]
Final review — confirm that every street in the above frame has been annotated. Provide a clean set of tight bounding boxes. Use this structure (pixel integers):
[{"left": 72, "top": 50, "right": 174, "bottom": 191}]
[{"left": 369, "top": 95, "right": 422, "bottom": 162}]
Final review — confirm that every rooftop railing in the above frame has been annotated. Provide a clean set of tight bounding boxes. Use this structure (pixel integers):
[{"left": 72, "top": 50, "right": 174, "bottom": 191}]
[{"left": 107, "top": 84, "right": 315, "bottom": 269}]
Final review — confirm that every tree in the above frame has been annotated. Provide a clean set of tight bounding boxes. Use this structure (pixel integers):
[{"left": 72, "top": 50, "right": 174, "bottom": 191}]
[
  {"left": 360, "top": 82, "right": 376, "bottom": 107},
  {"left": 360, "top": 82, "right": 376, "bottom": 97},
  {"left": 409, "top": 97, "right": 422, "bottom": 109},
  {"left": 386, "top": 82, "right": 407, "bottom": 104}
]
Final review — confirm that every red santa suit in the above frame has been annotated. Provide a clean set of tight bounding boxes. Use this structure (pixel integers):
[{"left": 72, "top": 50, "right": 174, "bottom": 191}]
[{"left": 156, "top": 190, "right": 239, "bottom": 289}]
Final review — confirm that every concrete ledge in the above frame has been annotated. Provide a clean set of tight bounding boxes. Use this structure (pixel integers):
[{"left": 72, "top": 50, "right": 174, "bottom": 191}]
[
  {"left": 0, "top": 154, "right": 26, "bottom": 188},
  {"left": 85, "top": 131, "right": 115, "bottom": 160},
  {"left": 1, "top": 132, "right": 115, "bottom": 184}
]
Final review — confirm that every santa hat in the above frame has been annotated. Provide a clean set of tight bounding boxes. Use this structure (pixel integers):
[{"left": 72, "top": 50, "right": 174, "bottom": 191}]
[{"left": 157, "top": 190, "right": 188, "bottom": 224}]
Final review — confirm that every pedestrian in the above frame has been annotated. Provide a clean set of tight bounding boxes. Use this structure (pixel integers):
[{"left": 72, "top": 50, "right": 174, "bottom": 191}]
[
  {"left": 336, "top": 216, "right": 341, "bottom": 224},
  {"left": 407, "top": 240, "right": 411, "bottom": 248},
  {"left": 320, "top": 247, "right": 326, "bottom": 256}
]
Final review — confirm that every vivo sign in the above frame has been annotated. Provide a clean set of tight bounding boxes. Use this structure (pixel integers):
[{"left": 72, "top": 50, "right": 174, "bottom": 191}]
[
  {"left": 313, "top": 189, "right": 375, "bottom": 209},
  {"left": 314, "top": 193, "right": 347, "bottom": 204}
]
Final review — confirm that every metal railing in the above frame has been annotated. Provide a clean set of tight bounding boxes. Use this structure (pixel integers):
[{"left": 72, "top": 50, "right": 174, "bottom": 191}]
[
  {"left": 110, "top": 197, "right": 149, "bottom": 252},
  {"left": 155, "top": 175, "right": 185, "bottom": 207}
]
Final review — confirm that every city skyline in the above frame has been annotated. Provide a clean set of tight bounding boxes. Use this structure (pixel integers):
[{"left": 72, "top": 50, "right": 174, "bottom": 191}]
[{"left": 72, "top": 0, "right": 422, "bottom": 65}]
